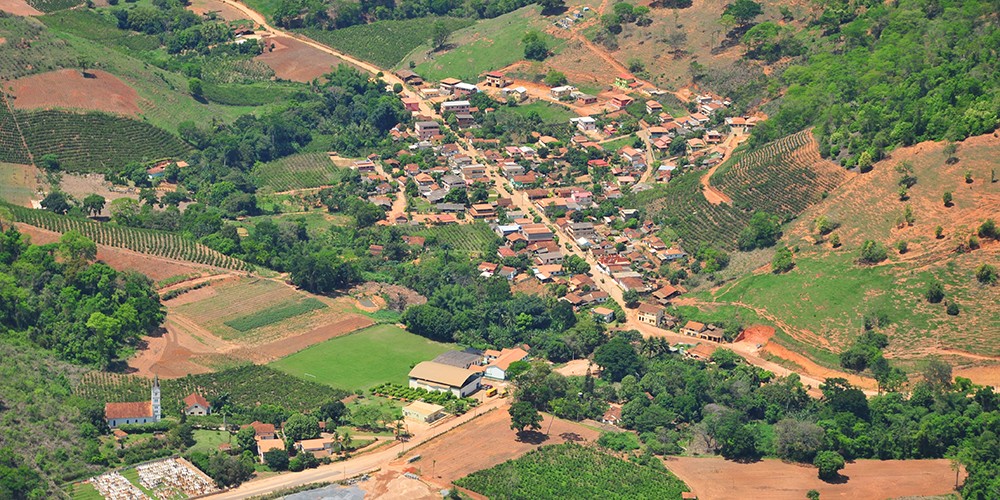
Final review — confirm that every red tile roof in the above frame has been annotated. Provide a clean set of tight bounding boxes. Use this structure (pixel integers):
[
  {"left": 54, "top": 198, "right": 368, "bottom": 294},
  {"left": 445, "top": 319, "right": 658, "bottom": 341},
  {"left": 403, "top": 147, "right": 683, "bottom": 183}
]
[
  {"left": 105, "top": 401, "right": 152, "bottom": 420},
  {"left": 183, "top": 392, "right": 210, "bottom": 409}
]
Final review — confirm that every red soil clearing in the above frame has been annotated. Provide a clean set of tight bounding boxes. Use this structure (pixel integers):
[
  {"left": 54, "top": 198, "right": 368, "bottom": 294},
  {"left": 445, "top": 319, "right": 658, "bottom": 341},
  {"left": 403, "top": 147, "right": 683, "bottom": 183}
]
[
  {"left": 7, "top": 69, "right": 140, "bottom": 116},
  {"left": 665, "top": 456, "right": 962, "bottom": 500},
  {"left": 0, "top": 0, "right": 41, "bottom": 16},
  {"left": 186, "top": 0, "right": 247, "bottom": 22},
  {"left": 734, "top": 324, "right": 775, "bottom": 344},
  {"left": 256, "top": 35, "right": 352, "bottom": 82}
]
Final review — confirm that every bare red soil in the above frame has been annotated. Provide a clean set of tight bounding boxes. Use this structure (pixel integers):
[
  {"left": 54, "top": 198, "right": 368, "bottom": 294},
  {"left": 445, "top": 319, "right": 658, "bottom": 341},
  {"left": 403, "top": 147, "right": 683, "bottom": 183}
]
[
  {"left": 256, "top": 35, "right": 352, "bottom": 82},
  {"left": 0, "top": 0, "right": 41, "bottom": 16},
  {"left": 7, "top": 69, "right": 141, "bottom": 116},
  {"left": 664, "top": 456, "right": 962, "bottom": 500}
]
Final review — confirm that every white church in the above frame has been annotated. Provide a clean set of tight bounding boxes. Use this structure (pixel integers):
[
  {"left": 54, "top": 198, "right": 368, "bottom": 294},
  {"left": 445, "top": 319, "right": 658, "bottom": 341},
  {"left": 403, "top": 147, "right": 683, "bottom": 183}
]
[{"left": 104, "top": 377, "right": 162, "bottom": 428}]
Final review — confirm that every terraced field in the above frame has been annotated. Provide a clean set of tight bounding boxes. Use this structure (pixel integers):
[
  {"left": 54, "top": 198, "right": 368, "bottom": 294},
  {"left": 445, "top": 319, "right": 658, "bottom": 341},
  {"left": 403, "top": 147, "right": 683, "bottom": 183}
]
[
  {"left": 253, "top": 152, "right": 345, "bottom": 192},
  {"left": 2, "top": 204, "right": 250, "bottom": 271},
  {"left": 636, "top": 131, "right": 852, "bottom": 250},
  {"left": 16, "top": 110, "right": 191, "bottom": 172},
  {"left": 407, "top": 222, "right": 498, "bottom": 254}
]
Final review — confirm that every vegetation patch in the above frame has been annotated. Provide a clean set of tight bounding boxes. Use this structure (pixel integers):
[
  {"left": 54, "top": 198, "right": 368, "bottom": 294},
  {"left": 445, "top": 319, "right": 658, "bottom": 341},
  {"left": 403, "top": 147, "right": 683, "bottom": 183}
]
[
  {"left": 253, "top": 152, "right": 346, "bottom": 193},
  {"left": 0, "top": 163, "right": 36, "bottom": 206},
  {"left": 269, "top": 324, "right": 453, "bottom": 390},
  {"left": 300, "top": 17, "right": 474, "bottom": 69},
  {"left": 405, "top": 222, "right": 498, "bottom": 254},
  {"left": 224, "top": 297, "right": 327, "bottom": 332},
  {"left": 455, "top": 443, "right": 690, "bottom": 499}
]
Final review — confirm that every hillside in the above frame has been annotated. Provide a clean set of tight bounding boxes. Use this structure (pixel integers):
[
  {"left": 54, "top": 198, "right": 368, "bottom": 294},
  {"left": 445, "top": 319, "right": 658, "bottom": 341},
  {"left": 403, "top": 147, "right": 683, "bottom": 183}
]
[{"left": 714, "top": 133, "right": 1000, "bottom": 374}]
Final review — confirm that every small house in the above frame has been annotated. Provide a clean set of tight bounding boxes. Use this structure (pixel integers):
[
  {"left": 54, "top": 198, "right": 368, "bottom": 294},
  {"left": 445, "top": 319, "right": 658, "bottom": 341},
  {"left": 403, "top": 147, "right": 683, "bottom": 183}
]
[
  {"left": 592, "top": 306, "right": 615, "bottom": 322},
  {"left": 484, "top": 71, "right": 509, "bottom": 88},
  {"left": 439, "top": 77, "right": 462, "bottom": 94},
  {"left": 645, "top": 100, "right": 663, "bottom": 115},
  {"left": 183, "top": 393, "right": 211, "bottom": 416},
  {"left": 550, "top": 85, "right": 575, "bottom": 99},
  {"left": 403, "top": 401, "right": 446, "bottom": 423},
  {"left": 570, "top": 116, "right": 597, "bottom": 132},
  {"left": 637, "top": 303, "right": 665, "bottom": 326},
  {"left": 609, "top": 95, "right": 634, "bottom": 111}
]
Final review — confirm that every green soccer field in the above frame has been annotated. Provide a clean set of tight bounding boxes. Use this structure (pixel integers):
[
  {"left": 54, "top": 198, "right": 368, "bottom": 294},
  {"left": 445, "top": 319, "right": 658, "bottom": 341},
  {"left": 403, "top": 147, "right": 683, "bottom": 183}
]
[{"left": 269, "top": 324, "right": 454, "bottom": 390}]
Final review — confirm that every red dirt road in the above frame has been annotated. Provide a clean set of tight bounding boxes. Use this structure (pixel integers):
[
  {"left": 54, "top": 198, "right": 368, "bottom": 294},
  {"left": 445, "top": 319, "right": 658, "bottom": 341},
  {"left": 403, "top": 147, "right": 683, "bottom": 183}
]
[
  {"left": 7, "top": 69, "right": 141, "bottom": 116},
  {"left": 0, "top": 0, "right": 41, "bottom": 16},
  {"left": 665, "top": 456, "right": 961, "bottom": 500}
]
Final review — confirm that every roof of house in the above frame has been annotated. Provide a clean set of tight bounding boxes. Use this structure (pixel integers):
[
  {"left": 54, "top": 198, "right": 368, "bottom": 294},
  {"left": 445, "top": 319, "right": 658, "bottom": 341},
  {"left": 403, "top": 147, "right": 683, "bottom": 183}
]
[
  {"left": 432, "top": 350, "right": 483, "bottom": 368},
  {"left": 637, "top": 303, "right": 662, "bottom": 315},
  {"left": 440, "top": 77, "right": 462, "bottom": 85},
  {"left": 685, "top": 320, "right": 706, "bottom": 331},
  {"left": 183, "top": 393, "right": 210, "bottom": 409},
  {"left": 592, "top": 306, "right": 615, "bottom": 315},
  {"left": 257, "top": 438, "right": 285, "bottom": 454},
  {"left": 404, "top": 401, "right": 445, "bottom": 415},
  {"left": 298, "top": 438, "right": 334, "bottom": 450},
  {"left": 247, "top": 421, "right": 276, "bottom": 436},
  {"left": 105, "top": 401, "right": 153, "bottom": 420},
  {"left": 489, "top": 348, "right": 529, "bottom": 371},
  {"left": 408, "top": 361, "right": 480, "bottom": 387}
]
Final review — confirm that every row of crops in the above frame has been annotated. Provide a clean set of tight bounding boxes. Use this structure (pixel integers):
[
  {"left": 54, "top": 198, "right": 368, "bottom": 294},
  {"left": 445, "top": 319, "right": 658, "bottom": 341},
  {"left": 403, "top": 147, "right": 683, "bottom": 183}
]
[
  {"left": 455, "top": 443, "right": 690, "bottom": 499},
  {"left": 0, "top": 94, "right": 31, "bottom": 165},
  {"left": 201, "top": 57, "right": 277, "bottom": 85},
  {"left": 252, "top": 152, "right": 346, "bottom": 192},
  {"left": 3, "top": 203, "right": 251, "bottom": 271},
  {"left": 713, "top": 130, "right": 850, "bottom": 216},
  {"left": 27, "top": 0, "right": 81, "bottom": 12},
  {"left": 0, "top": 16, "right": 79, "bottom": 79},
  {"left": 298, "top": 17, "right": 474, "bottom": 69},
  {"left": 16, "top": 109, "right": 191, "bottom": 172},
  {"left": 76, "top": 365, "right": 347, "bottom": 416},
  {"left": 635, "top": 170, "right": 749, "bottom": 250},
  {"left": 409, "top": 222, "right": 498, "bottom": 254},
  {"left": 370, "top": 382, "right": 478, "bottom": 407}
]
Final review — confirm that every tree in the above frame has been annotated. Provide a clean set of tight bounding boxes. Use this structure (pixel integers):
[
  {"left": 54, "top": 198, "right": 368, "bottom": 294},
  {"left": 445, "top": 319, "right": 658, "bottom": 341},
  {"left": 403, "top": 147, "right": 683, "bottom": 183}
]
[
  {"left": 946, "top": 301, "right": 960, "bottom": 316},
  {"left": 593, "top": 336, "right": 642, "bottom": 382},
  {"left": 188, "top": 77, "right": 203, "bottom": 98},
  {"left": 392, "top": 83, "right": 403, "bottom": 93},
  {"left": 523, "top": 32, "right": 549, "bottom": 61},
  {"left": 432, "top": 20, "right": 450, "bottom": 51},
  {"left": 263, "top": 449, "right": 288, "bottom": 471},
  {"left": 710, "top": 348, "right": 740, "bottom": 369},
  {"left": 289, "top": 249, "right": 360, "bottom": 294},
  {"left": 925, "top": 281, "right": 945, "bottom": 303},
  {"left": 538, "top": 0, "right": 565, "bottom": 13},
  {"left": 814, "top": 451, "right": 845, "bottom": 481},
  {"left": 59, "top": 230, "right": 97, "bottom": 274},
  {"left": 858, "top": 240, "right": 887, "bottom": 264},
  {"left": 771, "top": 246, "right": 794, "bottom": 273},
  {"left": 39, "top": 154, "right": 60, "bottom": 171},
  {"left": 283, "top": 413, "right": 320, "bottom": 441},
  {"left": 943, "top": 191, "right": 953, "bottom": 207},
  {"left": 923, "top": 358, "right": 953, "bottom": 389},
  {"left": 41, "top": 191, "right": 72, "bottom": 214},
  {"left": 723, "top": 0, "right": 762, "bottom": 27},
  {"left": 856, "top": 151, "right": 874, "bottom": 173},
  {"left": 509, "top": 401, "right": 542, "bottom": 433},
  {"left": 979, "top": 219, "right": 999, "bottom": 239},
  {"left": 81, "top": 194, "right": 106, "bottom": 217},
  {"left": 829, "top": 234, "right": 840, "bottom": 248},
  {"left": 807, "top": 490, "right": 820, "bottom": 500},
  {"left": 737, "top": 211, "right": 781, "bottom": 250},
  {"left": 544, "top": 70, "right": 568, "bottom": 87},
  {"left": 976, "top": 264, "right": 998, "bottom": 285},
  {"left": 236, "top": 426, "right": 257, "bottom": 454},
  {"left": 934, "top": 226, "right": 944, "bottom": 239},
  {"left": 622, "top": 289, "right": 640, "bottom": 307},
  {"left": 774, "top": 419, "right": 823, "bottom": 462},
  {"left": 318, "top": 400, "right": 349, "bottom": 424},
  {"left": 896, "top": 240, "right": 908, "bottom": 254}
]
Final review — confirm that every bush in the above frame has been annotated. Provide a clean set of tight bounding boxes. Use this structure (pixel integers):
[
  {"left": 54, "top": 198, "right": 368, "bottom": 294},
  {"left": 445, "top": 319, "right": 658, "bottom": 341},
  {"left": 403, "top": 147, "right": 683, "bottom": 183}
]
[
  {"left": 925, "top": 282, "right": 945, "bottom": 303},
  {"left": 814, "top": 450, "right": 845, "bottom": 481},
  {"left": 858, "top": 240, "right": 887, "bottom": 264},
  {"left": 946, "top": 302, "right": 960, "bottom": 316},
  {"left": 975, "top": 264, "right": 997, "bottom": 285},
  {"left": 943, "top": 191, "right": 953, "bottom": 206},
  {"left": 597, "top": 431, "right": 640, "bottom": 451},
  {"left": 771, "top": 246, "right": 794, "bottom": 273}
]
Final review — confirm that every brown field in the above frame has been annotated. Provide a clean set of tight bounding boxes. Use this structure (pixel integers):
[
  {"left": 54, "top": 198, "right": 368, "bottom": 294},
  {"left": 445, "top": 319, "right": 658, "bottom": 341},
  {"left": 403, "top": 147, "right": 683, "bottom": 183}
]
[
  {"left": 6, "top": 69, "right": 141, "bottom": 116},
  {"left": 664, "top": 456, "right": 962, "bottom": 500},
  {"left": 0, "top": 0, "right": 41, "bottom": 16},
  {"left": 57, "top": 173, "right": 142, "bottom": 217},
  {"left": 398, "top": 406, "right": 600, "bottom": 485},
  {"left": 186, "top": 0, "right": 249, "bottom": 22},
  {"left": 256, "top": 35, "right": 352, "bottom": 82}
]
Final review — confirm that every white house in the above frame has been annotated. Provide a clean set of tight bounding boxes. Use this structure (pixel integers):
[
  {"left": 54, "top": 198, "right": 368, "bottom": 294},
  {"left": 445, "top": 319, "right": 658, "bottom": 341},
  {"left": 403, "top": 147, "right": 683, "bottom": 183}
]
[
  {"left": 570, "top": 116, "right": 596, "bottom": 132},
  {"left": 183, "top": 392, "right": 211, "bottom": 416},
  {"left": 483, "top": 348, "right": 530, "bottom": 380}
]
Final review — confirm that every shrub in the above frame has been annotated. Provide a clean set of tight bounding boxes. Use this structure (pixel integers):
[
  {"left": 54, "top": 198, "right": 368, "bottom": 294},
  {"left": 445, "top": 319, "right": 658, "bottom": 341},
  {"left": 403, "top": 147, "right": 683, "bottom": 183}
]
[
  {"left": 896, "top": 240, "right": 908, "bottom": 254},
  {"left": 946, "top": 302, "right": 960, "bottom": 316},
  {"left": 858, "top": 240, "right": 887, "bottom": 264},
  {"left": 814, "top": 450, "right": 845, "bottom": 481},
  {"left": 597, "top": 431, "right": 640, "bottom": 451},
  {"left": 943, "top": 191, "right": 953, "bottom": 206},
  {"left": 934, "top": 226, "right": 943, "bottom": 239},
  {"left": 925, "top": 282, "right": 944, "bottom": 303},
  {"left": 771, "top": 246, "right": 794, "bottom": 273},
  {"left": 976, "top": 264, "right": 998, "bottom": 285},
  {"left": 978, "top": 219, "right": 998, "bottom": 239}
]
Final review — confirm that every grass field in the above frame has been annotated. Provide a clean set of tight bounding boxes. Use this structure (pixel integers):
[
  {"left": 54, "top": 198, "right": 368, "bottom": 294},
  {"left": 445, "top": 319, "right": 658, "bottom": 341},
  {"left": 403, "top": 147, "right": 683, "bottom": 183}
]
[
  {"left": 270, "top": 324, "right": 453, "bottom": 390},
  {"left": 455, "top": 443, "right": 690, "bottom": 499},
  {"left": 0, "top": 163, "right": 37, "bottom": 206},
  {"left": 172, "top": 277, "right": 354, "bottom": 341},
  {"left": 190, "top": 429, "right": 232, "bottom": 454},
  {"left": 404, "top": 6, "right": 564, "bottom": 82},
  {"left": 500, "top": 101, "right": 576, "bottom": 124},
  {"left": 300, "top": 17, "right": 474, "bottom": 69},
  {"left": 68, "top": 482, "right": 103, "bottom": 500}
]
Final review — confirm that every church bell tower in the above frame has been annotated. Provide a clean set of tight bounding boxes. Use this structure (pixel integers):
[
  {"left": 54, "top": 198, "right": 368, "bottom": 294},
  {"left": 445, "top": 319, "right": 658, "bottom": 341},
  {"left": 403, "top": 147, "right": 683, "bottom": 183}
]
[{"left": 151, "top": 376, "right": 161, "bottom": 422}]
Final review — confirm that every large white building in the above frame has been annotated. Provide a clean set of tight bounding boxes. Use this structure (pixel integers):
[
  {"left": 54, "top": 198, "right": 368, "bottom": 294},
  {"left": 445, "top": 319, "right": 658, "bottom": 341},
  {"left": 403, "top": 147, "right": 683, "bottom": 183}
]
[
  {"left": 105, "top": 377, "right": 161, "bottom": 428},
  {"left": 408, "top": 361, "right": 481, "bottom": 397}
]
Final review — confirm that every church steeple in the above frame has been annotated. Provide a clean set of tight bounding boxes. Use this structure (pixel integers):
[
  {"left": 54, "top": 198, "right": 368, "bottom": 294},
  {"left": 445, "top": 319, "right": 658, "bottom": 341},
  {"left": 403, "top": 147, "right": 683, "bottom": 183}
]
[{"left": 151, "top": 376, "right": 161, "bottom": 422}]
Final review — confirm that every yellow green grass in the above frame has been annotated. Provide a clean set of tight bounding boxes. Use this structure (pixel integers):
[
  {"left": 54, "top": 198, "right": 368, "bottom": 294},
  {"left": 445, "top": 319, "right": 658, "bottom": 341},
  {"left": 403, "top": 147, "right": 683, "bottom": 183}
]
[{"left": 270, "top": 324, "right": 453, "bottom": 390}]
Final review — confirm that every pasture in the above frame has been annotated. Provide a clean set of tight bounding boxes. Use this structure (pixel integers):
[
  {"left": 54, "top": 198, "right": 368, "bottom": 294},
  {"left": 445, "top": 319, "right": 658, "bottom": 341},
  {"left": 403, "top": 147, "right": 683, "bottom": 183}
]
[
  {"left": 300, "top": 17, "right": 474, "bottom": 69},
  {"left": 269, "top": 324, "right": 453, "bottom": 390},
  {"left": 406, "top": 6, "right": 564, "bottom": 82}
]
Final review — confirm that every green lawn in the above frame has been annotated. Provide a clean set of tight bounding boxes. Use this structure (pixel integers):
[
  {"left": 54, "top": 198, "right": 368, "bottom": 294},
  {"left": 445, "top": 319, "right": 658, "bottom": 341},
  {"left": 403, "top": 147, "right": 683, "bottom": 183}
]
[
  {"left": 224, "top": 298, "right": 327, "bottom": 332},
  {"left": 501, "top": 101, "right": 576, "bottom": 124},
  {"left": 406, "top": 6, "right": 564, "bottom": 82},
  {"left": 269, "top": 324, "right": 454, "bottom": 390},
  {"left": 68, "top": 482, "right": 102, "bottom": 500},
  {"left": 190, "top": 429, "right": 232, "bottom": 454}
]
